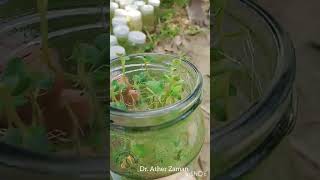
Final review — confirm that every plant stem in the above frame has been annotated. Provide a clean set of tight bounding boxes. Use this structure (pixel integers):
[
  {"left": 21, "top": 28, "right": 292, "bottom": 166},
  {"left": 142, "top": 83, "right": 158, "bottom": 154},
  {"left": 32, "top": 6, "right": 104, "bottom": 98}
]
[
  {"left": 65, "top": 104, "right": 82, "bottom": 155},
  {"left": 30, "top": 89, "right": 44, "bottom": 126},
  {"left": 120, "top": 56, "right": 126, "bottom": 74},
  {"left": 0, "top": 85, "right": 27, "bottom": 133},
  {"left": 37, "top": 0, "right": 57, "bottom": 73}
]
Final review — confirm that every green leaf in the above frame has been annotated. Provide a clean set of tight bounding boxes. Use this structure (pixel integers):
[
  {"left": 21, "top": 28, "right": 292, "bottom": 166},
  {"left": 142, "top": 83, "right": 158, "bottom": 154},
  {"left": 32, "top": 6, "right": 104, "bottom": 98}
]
[
  {"left": 94, "top": 33, "right": 108, "bottom": 50},
  {"left": 14, "top": 95, "right": 28, "bottom": 107},
  {"left": 214, "top": 0, "right": 227, "bottom": 12},
  {"left": 146, "top": 80, "right": 164, "bottom": 94},
  {"left": 111, "top": 101, "right": 127, "bottom": 111},
  {"left": 12, "top": 75, "right": 31, "bottom": 96},
  {"left": 85, "top": 130, "right": 105, "bottom": 151},
  {"left": 2, "top": 58, "right": 24, "bottom": 77},
  {"left": 1, "top": 57, "right": 31, "bottom": 95},
  {"left": 144, "top": 43, "right": 154, "bottom": 52},
  {"left": 118, "top": 83, "right": 127, "bottom": 91},
  {"left": 90, "top": 71, "right": 106, "bottom": 87},
  {"left": 29, "top": 71, "right": 54, "bottom": 90},
  {"left": 24, "top": 126, "right": 50, "bottom": 153},
  {"left": 131, "top": 144, "right": 147, "bottom": 157},
  {"left": 81, "top": 43, "right": 101, "bottom": 63},
  {"left": 2, "top": 128, "right": 23, "bottom": 146},
  {"left": 143, "top": 56, "right": 154, "bottom": 64},
  {"left": 212, "top": 48, "right": 225, "bottom": 62},
  {"left": 112, "top": 80, "right": 119, "bottom": 91},
  {"left": 171, "top": 85, "right": 183, "bottom": 98},
  {"left": 71, "top": 43, "right": 101, "bottom": 65},
  {"left": 175, "top": 0, "right": 189, "bottom": 7},
  {"left": 133, "top": 72, "right": 147, "bottom": 84}
]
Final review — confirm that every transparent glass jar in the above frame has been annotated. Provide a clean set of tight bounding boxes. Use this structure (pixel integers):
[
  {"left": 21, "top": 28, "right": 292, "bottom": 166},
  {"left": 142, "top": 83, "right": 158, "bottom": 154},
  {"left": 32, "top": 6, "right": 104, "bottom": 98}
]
[
  {"left": 110, "top": 35, "right": 119, "bottom": 46},
  {"left": 148, "top": 0, "right": 160, "bottom": 22},
  {"left": 110, "top": 2, "right": 119, "bottom": 19},
  {"left": 110, "top": 45, "right": 126, "bottom": 61},
  {"left": 113, "top": 25, "right": 130, "bottom": 47},
  {"left": 212, "top": 0, "right": 296, "bottom": 179},
  {"left": 112, "top": 16, "right": 128, "bottom": 32},
  {"left": 127, "top": 31, "right": 146, "bottom": 54},
  {"left": 0, "top": 1, "right": 108, "bottom": 179},
  {"left": 141, "top": 4, "right": 155, "bottom": 32},
  {"left": 110, "top": 54, "right": 205, "bottom": 179},
  {"left": 127, "top": 10, "right": 143, "bottom": 31},
  {"left": 134, "top": 1, "right": 146, "bottom": 11}
]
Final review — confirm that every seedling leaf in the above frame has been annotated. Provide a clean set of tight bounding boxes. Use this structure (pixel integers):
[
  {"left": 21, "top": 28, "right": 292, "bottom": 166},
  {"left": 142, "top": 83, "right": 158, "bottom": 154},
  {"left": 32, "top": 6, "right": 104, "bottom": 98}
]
[
  {"left": 24, "top": 126, "right": 50, "bottom": 153},
  {"left": 2, "top": 128, "right": 23, "bottom": 146}
]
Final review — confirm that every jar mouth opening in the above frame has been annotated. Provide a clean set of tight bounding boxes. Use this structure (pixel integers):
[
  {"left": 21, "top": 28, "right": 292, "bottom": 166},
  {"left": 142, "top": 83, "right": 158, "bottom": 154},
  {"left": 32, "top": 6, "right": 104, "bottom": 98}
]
[{"left": 110, "top": 53, "right": 203, "bottom": 128}]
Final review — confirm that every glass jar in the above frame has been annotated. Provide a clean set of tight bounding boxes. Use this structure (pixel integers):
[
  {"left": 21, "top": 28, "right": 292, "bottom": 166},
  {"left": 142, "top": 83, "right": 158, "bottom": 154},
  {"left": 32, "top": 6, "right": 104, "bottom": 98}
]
[
  {"left": 114, "top": 8, "right": 128, "bottom": 18},
  {"left": 134, "top": 1, "right": 146, "bottom": 11},
  {"left": 112, "top": 16, "right": 128, "bottom": 33},
  {"left": 110, "top": 54, "right": 205, "bottom": 179},
  {"left": 148, "top": 0, "right": 160, "bottom": 22},
  {"left": 127, "top": 10, "right": 143, "bottom": 31},
  {"left": 0, "top": 1, "right": 108, "bottom": 179},
  {"left": 111, "top": 2, "right": 119, "bottom": 19},
  {"left": 110, "top": 35, "right": 119, "bottom": 46},
  {"left": 212, "top": 0, "right": 296, "bottom": 179},
  {"left": 140, "top": 4, "right": 155, "bottom": 32},
  {"left": 125, "top": 4, "right": 139, "bottom": 11},
  {"left": 127, "top": 31, "right": 146, "bottom": 54},
  {"left": 113, "top": 25, "right": 130, "bottom": 47},
  {"left": 110, "top": 45, "right": 126, "bottom": 61}
]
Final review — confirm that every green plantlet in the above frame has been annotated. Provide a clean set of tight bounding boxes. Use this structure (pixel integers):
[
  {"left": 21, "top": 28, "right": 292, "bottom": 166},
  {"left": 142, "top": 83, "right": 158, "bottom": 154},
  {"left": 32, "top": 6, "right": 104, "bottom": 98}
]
[{"left": 111, "top": 55, "right": 187, "bottom": 111}]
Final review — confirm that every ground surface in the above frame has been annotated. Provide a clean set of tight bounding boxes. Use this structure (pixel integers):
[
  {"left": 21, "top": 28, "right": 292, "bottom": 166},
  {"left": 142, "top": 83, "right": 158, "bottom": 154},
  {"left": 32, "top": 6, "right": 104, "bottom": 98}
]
[{"left": 241, "top": 0, "right": 320, "bottom": 179}]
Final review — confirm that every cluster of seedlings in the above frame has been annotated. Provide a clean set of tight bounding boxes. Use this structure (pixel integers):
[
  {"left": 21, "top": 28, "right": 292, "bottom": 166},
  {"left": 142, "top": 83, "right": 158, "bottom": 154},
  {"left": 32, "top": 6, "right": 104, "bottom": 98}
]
[
  {"left": 111, "top": 55, "right": 187, "bottom": 111},
  {"left": 0, "top": 0, "right": 107, "bottom": 155}
]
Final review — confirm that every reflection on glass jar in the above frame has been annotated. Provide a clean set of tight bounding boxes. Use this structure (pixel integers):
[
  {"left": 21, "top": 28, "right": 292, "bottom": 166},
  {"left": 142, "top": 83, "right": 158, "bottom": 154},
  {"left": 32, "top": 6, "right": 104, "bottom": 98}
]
[
  {"left": 212, "top": 0, "right": 296, "bottom": 179},
  {"left": 0, "top": 1, "right": 108, "bottom": 179}
]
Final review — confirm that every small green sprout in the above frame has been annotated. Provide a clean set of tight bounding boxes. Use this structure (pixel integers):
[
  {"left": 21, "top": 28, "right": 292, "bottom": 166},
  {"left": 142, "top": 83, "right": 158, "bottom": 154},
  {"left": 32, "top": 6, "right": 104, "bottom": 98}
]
[{"left": 111, "top": 55, "right": 187, "bottom": 111}]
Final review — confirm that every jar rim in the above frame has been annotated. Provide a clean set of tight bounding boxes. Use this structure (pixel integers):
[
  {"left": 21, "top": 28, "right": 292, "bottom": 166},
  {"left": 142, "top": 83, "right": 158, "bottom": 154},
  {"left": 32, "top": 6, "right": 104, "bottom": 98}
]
[{"left": 110, "top": 53, "right": 203, "bottom": 130}]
